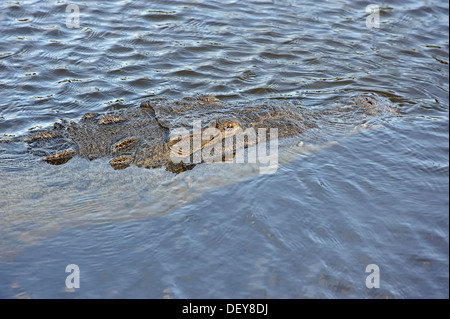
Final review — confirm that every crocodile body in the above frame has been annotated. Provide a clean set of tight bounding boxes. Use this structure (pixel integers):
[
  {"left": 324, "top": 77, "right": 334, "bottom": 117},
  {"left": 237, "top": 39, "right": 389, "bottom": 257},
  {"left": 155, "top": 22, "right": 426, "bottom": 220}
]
[{"left": 25, "top": 95, "right": 392, "bottom": 173}]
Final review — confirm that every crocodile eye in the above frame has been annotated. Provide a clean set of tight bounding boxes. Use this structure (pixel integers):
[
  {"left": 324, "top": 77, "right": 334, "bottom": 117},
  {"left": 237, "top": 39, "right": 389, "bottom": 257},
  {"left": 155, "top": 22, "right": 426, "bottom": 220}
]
[{"left": 226, "top": 123, "right": 234, "bottom": 129}]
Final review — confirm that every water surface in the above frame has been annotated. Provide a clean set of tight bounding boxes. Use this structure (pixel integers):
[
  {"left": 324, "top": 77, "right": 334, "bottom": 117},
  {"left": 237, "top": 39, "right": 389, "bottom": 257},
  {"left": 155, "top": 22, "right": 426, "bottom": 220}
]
[{"left": 0, "top": 0, "right": 448, "bottom": 298}]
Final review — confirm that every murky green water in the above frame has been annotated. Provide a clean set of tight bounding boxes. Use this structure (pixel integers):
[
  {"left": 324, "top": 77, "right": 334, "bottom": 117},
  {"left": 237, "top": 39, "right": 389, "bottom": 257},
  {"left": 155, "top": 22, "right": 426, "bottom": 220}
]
[{"left": 0, "top": 0, "right": 448, "bottom": 298}]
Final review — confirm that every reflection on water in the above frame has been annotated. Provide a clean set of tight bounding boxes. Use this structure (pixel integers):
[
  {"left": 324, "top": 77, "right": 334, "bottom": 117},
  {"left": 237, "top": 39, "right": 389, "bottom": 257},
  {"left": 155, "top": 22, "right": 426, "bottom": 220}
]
[{"left": 0, "top": 0, "right": 448, "bottom": 298}]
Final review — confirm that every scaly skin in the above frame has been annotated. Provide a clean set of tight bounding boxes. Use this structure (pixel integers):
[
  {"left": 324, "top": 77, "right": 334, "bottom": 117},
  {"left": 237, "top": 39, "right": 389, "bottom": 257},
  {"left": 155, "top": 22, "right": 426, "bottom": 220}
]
[{"left": 25, "top": 94, "right": 392, "bottom": 173}]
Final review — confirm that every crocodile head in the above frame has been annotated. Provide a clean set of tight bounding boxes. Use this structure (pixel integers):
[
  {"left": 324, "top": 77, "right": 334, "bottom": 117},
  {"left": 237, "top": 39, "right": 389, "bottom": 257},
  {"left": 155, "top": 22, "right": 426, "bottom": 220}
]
[{"left": 167, "top": 119, "right": 243, "bottom": 162}]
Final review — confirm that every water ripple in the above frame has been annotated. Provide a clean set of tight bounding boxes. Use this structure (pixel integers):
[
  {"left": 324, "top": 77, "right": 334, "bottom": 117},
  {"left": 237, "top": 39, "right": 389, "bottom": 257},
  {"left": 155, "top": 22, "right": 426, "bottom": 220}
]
[{"left": 0, "top": 0, "right": 448, "bottom": 298}]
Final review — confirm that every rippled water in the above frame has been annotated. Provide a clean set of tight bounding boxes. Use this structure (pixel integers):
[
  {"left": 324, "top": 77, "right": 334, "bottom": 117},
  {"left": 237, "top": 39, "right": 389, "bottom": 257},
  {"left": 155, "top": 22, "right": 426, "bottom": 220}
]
[{"left": 0, "top": 0, "right": 448, "bottom": 298}]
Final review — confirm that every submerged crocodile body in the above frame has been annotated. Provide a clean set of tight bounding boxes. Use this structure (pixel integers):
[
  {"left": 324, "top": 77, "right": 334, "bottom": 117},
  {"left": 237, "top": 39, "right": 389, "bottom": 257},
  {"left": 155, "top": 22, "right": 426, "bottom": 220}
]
[{"left": 25, "top": 94, "right": 392, "bottom": 173}]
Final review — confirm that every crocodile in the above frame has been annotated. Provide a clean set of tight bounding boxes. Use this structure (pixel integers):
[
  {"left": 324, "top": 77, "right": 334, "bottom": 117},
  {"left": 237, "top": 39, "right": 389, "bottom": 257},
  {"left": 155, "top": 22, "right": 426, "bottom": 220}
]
[{"left": 24, "top": 94, "right": 392, "bottom": 173}]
